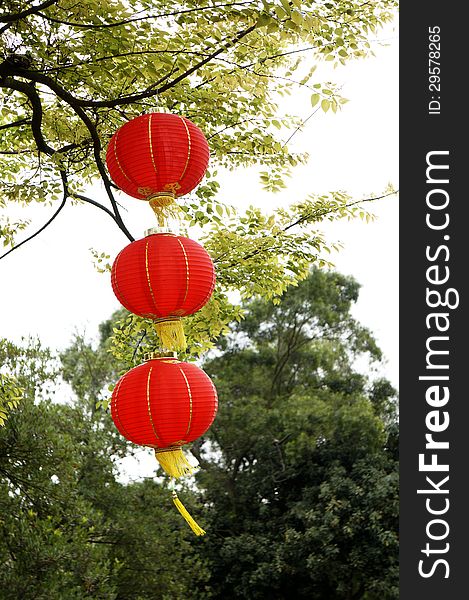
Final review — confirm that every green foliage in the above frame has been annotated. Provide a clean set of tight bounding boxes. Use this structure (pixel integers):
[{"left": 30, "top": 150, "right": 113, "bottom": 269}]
[
  {"left": 60, "top": 324, "right": 124, "bottom": 410},
  {"left": 1, "top": 0, "right": 398, "bottom": 370},
  {"left": 1, "top": 1, "right": 398, "bottom": 594},
  {"left": 0, "top": 336, "right": 57, "bottom": 426},
  {"left": 0, "top": 374, "right": 22, "bottom": 426},
  {"left": 1, "top": 0, "right": 397, "bottom": 246},
  {"left": 1, "top": 269, "right": 397, "bottom": 598},
  {"left": 190, "top": 269, "right": 398, "bottom": 599},
  {"left": 0, "top": 337, "right": 209, "bottom": 598},
  {"left": 0, "top": 213, "right": 29, "bottom": 250},
  {"left": 108, "top": 190, "right": 382, "bottom": 365}
]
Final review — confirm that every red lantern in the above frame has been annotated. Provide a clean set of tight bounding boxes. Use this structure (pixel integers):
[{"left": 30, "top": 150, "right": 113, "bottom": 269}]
[
  {"left": 106, "top": 112, "right": 210, "bottom": 201},
  {"left": 111, "top": 357, "right": 218, "bottom": 454},
  {"left": 111, "top": 356, "right": 217, "bottom": 535},
  {"left": 111, "top": 232, "right": 215, "bottom": 350}
]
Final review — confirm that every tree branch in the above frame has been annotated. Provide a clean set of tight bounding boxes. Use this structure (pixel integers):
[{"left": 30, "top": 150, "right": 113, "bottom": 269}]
[
  {"left": 1, "top": 73, "right": 134, "bottom": 241},
  {"left": 0, "top": 0, "right": 58, "bottom": 23},
  {"left": 0, "top": 67, "right": 134, "bottom": 242},
  {"left": 71, "top": 193, "right": 119, "bottom": 222},
  {"left": 64, "top": 108, "right": 134, "bottom": 242},
  {"left": 0, "top": 118, "right": 31, "bottom": 131},
  {"left": 2, "top": 20, "right": 258, "bottom": 109},
  {"left": 0, "top": 77, "right": 55, "bottom": 154},
  {"left": 0, "top": 171, "right": 68, "bottom": 261},
  {"left": 282, "top": 191, "right": 398, "bottom": 233},
  {"left": 39, "top": 49, "right": 206, "bottom": 74},
  {"left": 36, "top": 2, "right": 255, "bottom": 29},
  {"left": 282, "top": 106, "right": 323, "bottom": 148},
  {"left": 157, "top": 22, "right": 258, "bottom": 95},
  {"left": 214, "top": 191, "right": 399, "bottom": 267}
]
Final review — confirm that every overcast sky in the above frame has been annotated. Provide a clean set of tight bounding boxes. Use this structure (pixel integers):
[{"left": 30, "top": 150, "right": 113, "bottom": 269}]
[{"left": 0, "top": 25, "right": 398, "bottom": 391}]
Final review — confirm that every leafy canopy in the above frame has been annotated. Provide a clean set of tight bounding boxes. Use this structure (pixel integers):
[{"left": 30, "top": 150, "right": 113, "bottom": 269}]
[
  {"left": 194, "top": 269, "right": 398, "bottom": 599},
  {"left": 0, "top": 0, "right": 397, "bottom": 416},
  {"left": 1, "top": 0, "right": 396, "bottom": 242},
  {"left": 1, "top": 269, "right": 397, "bottom": 598},
  {"left": 0, "top": 336, "right": 209, "bottom": 599}
]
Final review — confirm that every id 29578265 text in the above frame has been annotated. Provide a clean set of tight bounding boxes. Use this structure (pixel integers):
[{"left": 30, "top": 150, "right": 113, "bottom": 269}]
[{"left": 428, "top": 26, "right": 441, "bottom": 115}]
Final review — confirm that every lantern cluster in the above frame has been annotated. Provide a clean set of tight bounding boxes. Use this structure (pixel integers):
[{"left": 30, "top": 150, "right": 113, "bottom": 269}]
[{"left": 106, "top": 113, "right": 218, "bottom": 535}]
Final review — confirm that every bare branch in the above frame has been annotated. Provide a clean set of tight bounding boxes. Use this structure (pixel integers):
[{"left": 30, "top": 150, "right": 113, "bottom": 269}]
[
  {"left": 72, "top": 193, "right": 119, "bottom": 222},
  {"left": 282, "top": 106, "right": 322, "bottom": 148},
  {"left": 60, "top": 106, "right": 134, "bottom": 242}
]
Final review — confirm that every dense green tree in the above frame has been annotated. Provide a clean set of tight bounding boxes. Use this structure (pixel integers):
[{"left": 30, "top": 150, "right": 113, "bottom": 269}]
[
  {"left": 1, "top": 5, "right": 398, "bottom": 596},
  {"left": 0, "top": 268, "right": 398, "bottom": 598},
  {"left": 0, "top": 338, "right": 209, "bottom": 599},
  {"left": 193, "top": 268, "right": 398, "bottom": 599}
]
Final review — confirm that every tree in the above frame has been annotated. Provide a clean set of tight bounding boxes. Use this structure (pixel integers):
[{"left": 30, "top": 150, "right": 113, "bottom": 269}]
[
  {"left": 1, "top": 0, "right": 398, "bottom": 359},
  {"left": 0, "top": 0, "right": 397, "bottom": 220},
  {"left": 192, "top": 268, "right": 398, "bottom": 599},
  {"left": 0, "top": 268, "right": 398, "bottom": 598},
  {"left": 0, "top": 337, "right": 51, "bottom": 425},
  {"left": 0, "top": 337, "right": 210, "bottom": 599}
]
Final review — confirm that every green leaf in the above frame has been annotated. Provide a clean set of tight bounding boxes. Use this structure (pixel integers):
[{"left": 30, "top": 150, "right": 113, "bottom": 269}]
[
  {"left": 280, "top": 0, "right": 292, "bottom": 15},
  {"left": 311, "top": 94, "right": 320, "bottom": 107},
  {"left": 256, "top": 13, "right": 271, "bottom": 28}
]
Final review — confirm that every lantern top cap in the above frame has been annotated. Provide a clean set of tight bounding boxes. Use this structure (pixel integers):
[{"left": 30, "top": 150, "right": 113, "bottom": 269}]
[
  {"left": 144, "top": 227, "right": 177, "bottom": 237},
  {"left": 143, "top": 352, "right": 179, "bottom": 363}
]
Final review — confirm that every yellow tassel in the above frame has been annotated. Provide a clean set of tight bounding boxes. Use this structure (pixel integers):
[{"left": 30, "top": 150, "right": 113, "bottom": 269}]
[
  {"left": 154, "top": 318, "right": 187, "bottom": 351},
  {"left": 148, "top": 194, "right": 179, "bottom": 227},
  {"left": 155, "top": 447, "right": 195, "bottom": 479},
  {"left": 172, "top": 491, "right": 206, "bottom": 536}
]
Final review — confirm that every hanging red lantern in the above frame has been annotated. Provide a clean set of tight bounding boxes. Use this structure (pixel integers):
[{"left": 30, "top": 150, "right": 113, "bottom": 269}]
[
  {"left": 111, "top": 357, "right": 218, "bottom": 455},
  {"left": 111, "top": 232, "right": 215, "bottom": 351},
  {"left": 111, "top": 356, "right": 218, "bottom": 535},
  {"left": 106, "top": 112, "right": 210, "bottom": 222}
]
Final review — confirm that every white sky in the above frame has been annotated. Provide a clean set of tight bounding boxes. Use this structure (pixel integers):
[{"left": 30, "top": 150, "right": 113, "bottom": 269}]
[{"left": 0, "top": 25, "right": 398, "bottom": 396}]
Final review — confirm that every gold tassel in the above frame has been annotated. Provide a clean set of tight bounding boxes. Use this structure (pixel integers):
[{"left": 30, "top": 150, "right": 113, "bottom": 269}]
[
  {"left": 154, "top": 318, "right": 187, "bottom": 351},
  {"left": 155, "top": 447, "right": 195, "bottom": 479},
  {"left": 148, "top": 193, "right": 179, "bottom": 227},
  {"left": 172, "top": 491, "right": 206, "bottom": 536}
]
